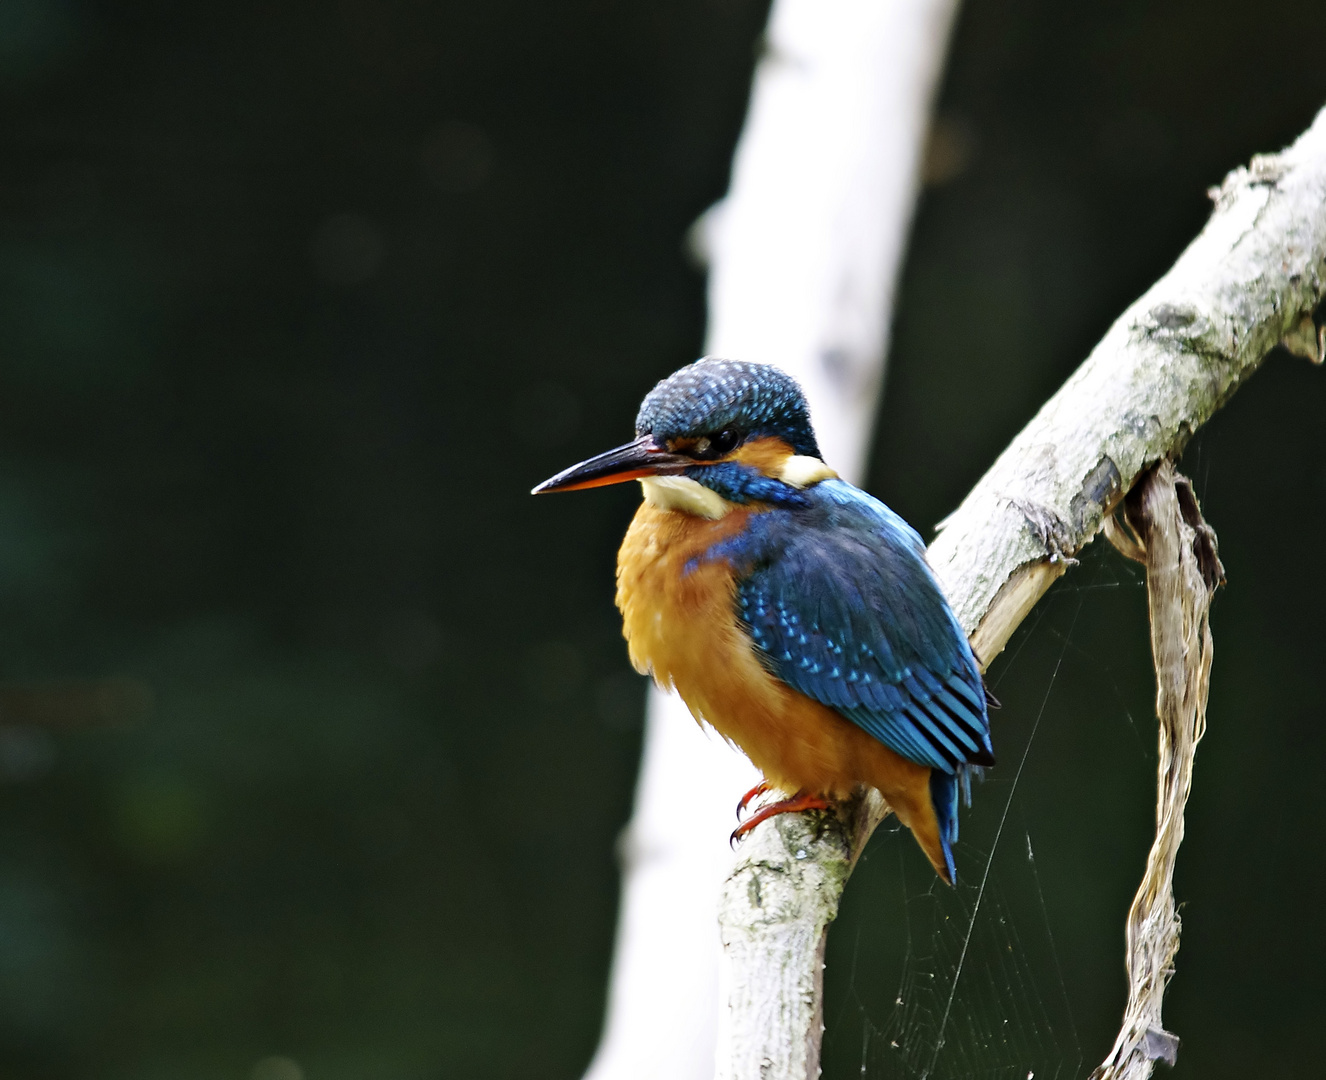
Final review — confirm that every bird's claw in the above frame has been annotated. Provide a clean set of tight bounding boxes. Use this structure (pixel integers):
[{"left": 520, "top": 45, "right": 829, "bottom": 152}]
[
  {"left": 729, "top": 790, "right": 833, "bottom": 849},
  {"left": 735, "top": 780, "right": 772, "bottom": 818}
]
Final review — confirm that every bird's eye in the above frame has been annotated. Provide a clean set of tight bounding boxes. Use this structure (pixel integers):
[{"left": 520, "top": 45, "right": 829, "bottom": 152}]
[
  {"left": 710, "top": 429, "right": 740, "bottom": 455},
  {"left": 686, "top": 429, "right": 742, "bottom": 460}
]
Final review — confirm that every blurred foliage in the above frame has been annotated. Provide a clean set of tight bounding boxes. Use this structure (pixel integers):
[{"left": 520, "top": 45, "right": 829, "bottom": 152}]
[{"left": 0, "top": 0, "right": 1322, "bottom": 1078}]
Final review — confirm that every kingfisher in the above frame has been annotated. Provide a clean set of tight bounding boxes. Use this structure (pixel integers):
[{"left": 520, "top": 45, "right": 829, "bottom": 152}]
[{"left": 532, "top": 358, "right": 993, "bottom": 883}]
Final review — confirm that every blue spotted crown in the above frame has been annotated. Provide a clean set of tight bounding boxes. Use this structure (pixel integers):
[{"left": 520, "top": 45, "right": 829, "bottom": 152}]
[{"left": 634, "top": 358, "right": 821, "bottom": 459}]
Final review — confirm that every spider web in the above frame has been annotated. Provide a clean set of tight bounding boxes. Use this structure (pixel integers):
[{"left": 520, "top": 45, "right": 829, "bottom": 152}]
[
  {"left": 846, "top": 837, "right": 1079, "bottom": 1080},
  {"left": 825, "top": 551, "right": 1146, "bottom": 1080}
]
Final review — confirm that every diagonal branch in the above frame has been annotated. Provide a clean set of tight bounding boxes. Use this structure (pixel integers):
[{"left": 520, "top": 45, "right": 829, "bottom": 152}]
[{"left": 716, "top": 105, "right": 1326, "bottom": 1080}]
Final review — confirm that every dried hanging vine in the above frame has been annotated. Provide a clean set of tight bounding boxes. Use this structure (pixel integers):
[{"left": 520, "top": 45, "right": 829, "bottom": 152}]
[{"left": 1094, "top": 461, "right": 1224, "bottom": 1079}]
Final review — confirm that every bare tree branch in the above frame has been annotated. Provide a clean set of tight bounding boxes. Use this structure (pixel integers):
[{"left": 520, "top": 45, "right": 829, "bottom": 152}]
[{"left": 717, "top": 105, "right": 1326, "bottom": 1080}]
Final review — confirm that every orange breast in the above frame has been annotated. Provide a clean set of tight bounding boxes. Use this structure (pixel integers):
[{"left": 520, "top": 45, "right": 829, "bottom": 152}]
[{"left": 614, "top": 501, "right": 940, "bottom": 856}]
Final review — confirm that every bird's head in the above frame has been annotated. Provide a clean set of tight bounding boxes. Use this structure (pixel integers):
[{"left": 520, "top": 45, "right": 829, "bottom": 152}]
[{"left": 531, "top": 358, "right": 836, "bottom": 516}]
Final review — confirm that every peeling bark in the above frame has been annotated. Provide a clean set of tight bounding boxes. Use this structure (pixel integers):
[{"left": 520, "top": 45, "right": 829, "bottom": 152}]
[{"left": 1091, "top": 461, "right": 1222, "bottom": 1080}]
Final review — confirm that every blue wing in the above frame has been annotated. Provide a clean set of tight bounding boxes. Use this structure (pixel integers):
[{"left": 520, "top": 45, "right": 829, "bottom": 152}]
[{"left": 729, "top": 479, "right": 994, "bottom": 776}]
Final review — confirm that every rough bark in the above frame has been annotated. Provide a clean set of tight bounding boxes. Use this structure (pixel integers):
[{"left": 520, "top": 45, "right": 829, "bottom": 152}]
[
  {"left": 716, "top": 792, "right": 884, "bottom": 1080},
  {"left": 717, "top": 106, "right": 1326, "bottom": 1080}
]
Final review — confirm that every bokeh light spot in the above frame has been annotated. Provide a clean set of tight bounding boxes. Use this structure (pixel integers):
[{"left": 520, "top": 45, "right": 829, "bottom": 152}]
[{"left": 250, "top": 1056, "right": 304, "bottom": 1080}]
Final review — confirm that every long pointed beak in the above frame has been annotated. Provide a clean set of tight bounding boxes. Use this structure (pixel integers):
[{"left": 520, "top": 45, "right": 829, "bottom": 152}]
[{"left": 531, "top": 434, "right": 690, "bottom": 494}]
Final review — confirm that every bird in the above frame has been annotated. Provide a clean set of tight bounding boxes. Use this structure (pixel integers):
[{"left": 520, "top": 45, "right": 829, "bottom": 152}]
[{"left": 531, "top": 357, "right": 993, "bottom": 883}]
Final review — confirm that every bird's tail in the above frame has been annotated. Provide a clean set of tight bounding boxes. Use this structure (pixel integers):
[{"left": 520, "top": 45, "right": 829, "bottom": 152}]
[
  {"left": 863, "top": 750, "right": 972, "bottom": 885},
  {"left": 926, "top": 770, "right": 961, "bottom": 885},
  {"left": 892, "top": 769, "right": 959, "bottom": 885}
]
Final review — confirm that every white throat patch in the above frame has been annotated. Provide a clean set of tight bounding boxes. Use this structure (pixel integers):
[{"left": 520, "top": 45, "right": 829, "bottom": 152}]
[
  {"left": 640, "top": 476, "right": 732, "bottom": 520},
  {"left": 778, "top": 455, "right": 838, "bottom": 488}
]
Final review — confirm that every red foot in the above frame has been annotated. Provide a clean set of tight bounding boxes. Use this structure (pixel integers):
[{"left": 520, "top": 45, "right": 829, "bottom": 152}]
[
  {"left": 730, "top": 791, "right": 833, "bottom": 847},
  {"left": 735, "top": 780, "right": 772, "bottom": 817}
]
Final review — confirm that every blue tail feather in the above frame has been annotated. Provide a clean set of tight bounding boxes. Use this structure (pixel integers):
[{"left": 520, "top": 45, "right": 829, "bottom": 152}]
[{"left": 929, "top": 770, "right": 960, "bottom": 884}]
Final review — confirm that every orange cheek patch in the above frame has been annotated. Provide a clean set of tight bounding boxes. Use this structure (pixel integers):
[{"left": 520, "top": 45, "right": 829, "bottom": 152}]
[{"left": 726, "top": 436, "right": 795, "bottom": 474}]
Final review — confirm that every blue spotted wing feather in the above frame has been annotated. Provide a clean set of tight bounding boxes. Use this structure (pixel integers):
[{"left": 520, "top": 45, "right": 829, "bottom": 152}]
[{"left": 733, "top": 480, "right": 994, "bottom": 777}]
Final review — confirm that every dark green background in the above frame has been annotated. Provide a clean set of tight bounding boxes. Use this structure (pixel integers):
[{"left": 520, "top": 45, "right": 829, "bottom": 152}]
[{"left": 1, "top": 0, "right": 1323, "bottom": 1077}]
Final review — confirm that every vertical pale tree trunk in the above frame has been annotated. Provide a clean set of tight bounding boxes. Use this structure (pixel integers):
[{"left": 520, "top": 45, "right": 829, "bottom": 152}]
[{"left": 581, "top": 3, "right": 960, "bottom": 1078}]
